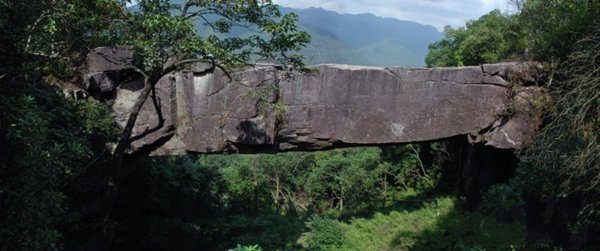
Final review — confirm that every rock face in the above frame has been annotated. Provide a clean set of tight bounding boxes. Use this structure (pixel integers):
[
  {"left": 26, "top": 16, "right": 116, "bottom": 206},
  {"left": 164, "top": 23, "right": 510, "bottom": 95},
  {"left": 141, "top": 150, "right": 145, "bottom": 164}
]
[
  {"left": 85, "top": 46, "right": 135, "bottom": 94},
  {"left": 85, "top": 49, "right": 546, "bottom": 155}
]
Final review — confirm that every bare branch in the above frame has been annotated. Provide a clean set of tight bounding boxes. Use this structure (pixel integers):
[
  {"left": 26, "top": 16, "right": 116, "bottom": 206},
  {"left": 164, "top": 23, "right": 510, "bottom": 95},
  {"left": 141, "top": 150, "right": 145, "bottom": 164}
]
[{"left": 0, "top": 71, "right": 10, "bottom": 81}]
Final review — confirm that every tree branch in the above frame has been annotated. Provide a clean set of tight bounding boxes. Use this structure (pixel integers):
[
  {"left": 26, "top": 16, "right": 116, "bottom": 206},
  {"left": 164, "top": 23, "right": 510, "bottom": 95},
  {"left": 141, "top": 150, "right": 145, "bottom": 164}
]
[{"left": 112, "top": 76, "right": 151, "bottom": 162}]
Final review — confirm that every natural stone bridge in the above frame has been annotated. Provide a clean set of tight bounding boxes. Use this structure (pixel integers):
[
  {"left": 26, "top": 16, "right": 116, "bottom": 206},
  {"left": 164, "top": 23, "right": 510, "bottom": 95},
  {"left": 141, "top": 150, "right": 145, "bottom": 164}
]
[{"left": 86, "top": 47, "right": 546, "bottom": 156}]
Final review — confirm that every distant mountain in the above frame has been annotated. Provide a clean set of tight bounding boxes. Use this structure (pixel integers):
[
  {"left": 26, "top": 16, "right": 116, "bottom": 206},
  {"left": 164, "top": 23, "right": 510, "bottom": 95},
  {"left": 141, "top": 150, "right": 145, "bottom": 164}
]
[
  {"left": 298, "top": 25, "right": 371, "bottom": 65},
  {"left": 281, "top": 7, "right": 442, "bottom": 67},
  {"left": 357, "top": 39, "right": 423, "bottom": 66},
  {"left": 130, "top": 2, "right": 442, "bottom": 66}
]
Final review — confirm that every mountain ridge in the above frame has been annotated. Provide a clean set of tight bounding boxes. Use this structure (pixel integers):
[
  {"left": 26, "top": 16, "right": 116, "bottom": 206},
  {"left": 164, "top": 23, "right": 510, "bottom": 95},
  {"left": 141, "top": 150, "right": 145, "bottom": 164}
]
[
  {"left": 280, "top": 6, "right": 442, "bottom": 66},
  {"left": 129, "top": 2, "right": 442, "bottom": 67}
]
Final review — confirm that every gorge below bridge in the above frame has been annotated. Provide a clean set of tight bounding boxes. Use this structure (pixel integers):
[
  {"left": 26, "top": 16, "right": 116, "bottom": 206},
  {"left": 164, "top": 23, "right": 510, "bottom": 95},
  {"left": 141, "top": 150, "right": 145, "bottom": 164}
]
[{"left": 85, "top": 47, "right": 547, "bottom": 156}]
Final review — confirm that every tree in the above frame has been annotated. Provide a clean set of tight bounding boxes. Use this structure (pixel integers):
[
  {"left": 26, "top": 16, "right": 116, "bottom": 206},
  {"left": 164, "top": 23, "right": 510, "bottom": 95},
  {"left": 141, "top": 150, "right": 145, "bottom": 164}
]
[
  {"left": 523, "top": 25, "right": 600, "bottom": 224},
  {"left": 517, "top": 0, "right": 600, "bottom": 61},
  {"left": 425, "top": 26, "right": 467, "bottom": 67},
  {"left": 425, "top": 10, "right": 527, "bottom": 67},
  {"left": 424, "top": 2, "right": 600, "bottom": 247},
  {"left": 0, "top": 0, "right": 310, "bottom": 249},
  {"left": 109, "top": 0, "right": 310, "bottom": 175},
  {"left": 0, "top": 0, "right": 125, "bottom": 78},
  {"left": 0, "top": 85, "right": 116, "bottom": 250},
  {"left": 509, "top": 0, "right": 600, "bottom": 237},
  {"left": 98, "top": 1, "right": 310, "bottom": 247},
  {"left": 1, "top": 1, "right": 123, "bottom": 249}
]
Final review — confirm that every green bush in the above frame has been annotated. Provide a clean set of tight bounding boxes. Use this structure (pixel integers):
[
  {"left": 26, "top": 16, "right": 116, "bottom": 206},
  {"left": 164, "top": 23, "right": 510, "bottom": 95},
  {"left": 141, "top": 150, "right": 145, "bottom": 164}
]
[
  {"left": 232, "top": 244, "right": 263, "bottom": 251},
  {"left": 0, "top": 82, "right": 116, "bottom": 250},
  {"left": 299, "top": 216, "right": 345, "bottom": 250},
  {"left": 482, "top": 184, "right": 524, "bottom": 217},
  {"left": 299, "top": 197, "right": 526, "bottom": 251}
]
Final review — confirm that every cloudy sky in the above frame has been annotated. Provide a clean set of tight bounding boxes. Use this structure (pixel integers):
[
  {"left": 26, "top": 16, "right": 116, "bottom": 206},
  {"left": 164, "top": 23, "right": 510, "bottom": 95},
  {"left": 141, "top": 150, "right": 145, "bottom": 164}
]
[{"left": 273, "top": 0, "right": 513, "bottom": 31}]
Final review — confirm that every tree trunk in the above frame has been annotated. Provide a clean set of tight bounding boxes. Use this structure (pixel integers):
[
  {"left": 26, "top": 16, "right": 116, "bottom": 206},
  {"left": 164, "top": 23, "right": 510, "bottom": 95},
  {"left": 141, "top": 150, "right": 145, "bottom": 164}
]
[{"left": 104, "top": 76, "right": 153, "bottom": 249}]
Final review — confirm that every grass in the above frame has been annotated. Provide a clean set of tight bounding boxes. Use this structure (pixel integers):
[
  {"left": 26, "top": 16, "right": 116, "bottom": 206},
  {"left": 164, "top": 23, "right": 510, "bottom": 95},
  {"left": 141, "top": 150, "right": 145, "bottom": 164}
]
[{"left": 302, "top": 196, "right": 526, "bottom": 251}]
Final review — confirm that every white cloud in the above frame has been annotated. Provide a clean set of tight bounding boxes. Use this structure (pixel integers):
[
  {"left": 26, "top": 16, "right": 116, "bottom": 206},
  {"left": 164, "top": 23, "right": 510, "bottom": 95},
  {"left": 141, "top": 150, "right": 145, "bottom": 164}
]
[{"left": 273, "top": 0, "right": 512, "bottom": 31}]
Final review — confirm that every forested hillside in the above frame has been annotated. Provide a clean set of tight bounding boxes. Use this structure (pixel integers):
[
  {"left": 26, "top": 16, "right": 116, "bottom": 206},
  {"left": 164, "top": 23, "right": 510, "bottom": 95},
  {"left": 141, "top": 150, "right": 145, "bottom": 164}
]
[
  {"left": 192, "top": 5, "right": 442, "bottom": 66},
  {"left": 280, "top": 7, "right": 442, "bottom": 66},
  {"left": 1, "top": 0, "right": 599, "bottom": 250}
]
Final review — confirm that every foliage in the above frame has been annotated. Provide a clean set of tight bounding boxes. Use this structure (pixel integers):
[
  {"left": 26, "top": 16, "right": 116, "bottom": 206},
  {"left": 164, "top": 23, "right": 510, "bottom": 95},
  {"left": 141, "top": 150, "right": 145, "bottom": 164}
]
[
  {"left": 300, "top": 197, "right": 525, "bottom": 251},
  {"left": 522, "top": 24, "right": 600, "bottom": 223},
  {"left": 111, "top": 1, "right": 600, "bottom": 250},
  {"left": 424, "top": 26, "right": 466, "bottom": 67},
  {"left": 517, "top": 0, "right": 600, "bottom": 61},
  {"left": 425, "top": 0, "right": 600, "bottom": 247},
  {"left": 426, "top": 0, "right": 600, "bottom": 67},
  {"left": 223, "top": 213, "right": 305, "bottom": 250},
  {"left": 118, "top": 0, "right": 310, "bottom": 77},
  {"left": 299, "top": 216, "right": 345, "bottom": 250},
  {"left": 112, "top": 155, "right": 307, "bottom": 250},
  {"left": 232, "top": 244, "right": 263, "bottom": 251},
  {"left": 481, "top": 183, "right": 524, "bottom": 216},
  {"left": 207, "top": 145, "right": 444, "bottom": 216},
  {"left": 425, "top": 10, "right": 528, "bottom": 67},
  {"left": 381, "top": 143, "right": 444, "bottom": 191},
  {"left": 112, "top": 144, "right": 448, "bottom": 250},
  {"left": 1, "top": 0, "right": 311, "bottom": 249},
  {"left": 305, "top": 148, "right": 381, "bottom": 213},
  {"left": 0, "top": 81, "right": 116, "bottom": 250},
  {"left": 0, "top": 0, "right": 125, "bottom": 79},
  {"left": 9, "top": 0, "right": 600, "bottom": 249},
  {"left": 0, "top": 1, "right": 124, "bottom": 249},
  {"left": 106, "top": 2, "right": 312, "bottom": 206},
  {"left": 111, "top": 156, "right": 227, "bottom": 250}
]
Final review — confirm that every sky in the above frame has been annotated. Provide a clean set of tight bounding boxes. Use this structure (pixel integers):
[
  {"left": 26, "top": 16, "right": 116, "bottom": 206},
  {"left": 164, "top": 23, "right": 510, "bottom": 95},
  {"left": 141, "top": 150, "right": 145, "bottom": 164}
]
[{"left": 272, "top": 0, "right": 513, "bottom": 31}]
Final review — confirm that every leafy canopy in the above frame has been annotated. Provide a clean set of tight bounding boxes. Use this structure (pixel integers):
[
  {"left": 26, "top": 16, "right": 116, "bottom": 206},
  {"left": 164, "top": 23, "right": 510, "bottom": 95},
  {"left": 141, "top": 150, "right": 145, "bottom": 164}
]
[
  {"left": 0, "top": 0, "right": 311, "bottom": 249},
  {"left": 118, "top": 0, "right": 310, "bottom": 79},
  {"left": 425, "top": 10, "right": 527, "bottom": 67}
]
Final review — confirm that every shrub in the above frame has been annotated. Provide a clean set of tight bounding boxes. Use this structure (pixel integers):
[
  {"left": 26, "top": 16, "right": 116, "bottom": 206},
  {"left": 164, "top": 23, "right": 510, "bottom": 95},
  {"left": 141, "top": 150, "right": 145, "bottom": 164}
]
[{"left": 299, "top": 216, "right": 345, "bottom": 250}]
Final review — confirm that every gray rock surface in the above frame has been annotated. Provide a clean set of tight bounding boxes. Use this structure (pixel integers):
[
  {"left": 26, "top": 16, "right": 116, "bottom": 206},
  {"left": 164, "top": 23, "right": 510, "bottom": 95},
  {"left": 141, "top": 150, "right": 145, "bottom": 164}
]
[
  {"left": 84, "top": 46, "right": 134, "bottom": 94},
  {"left": 86, "top": 46, "right": 133, "bottom": 73},
  {"left": 85, "top": 49, "right": 546, "bottom": 155}
]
